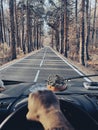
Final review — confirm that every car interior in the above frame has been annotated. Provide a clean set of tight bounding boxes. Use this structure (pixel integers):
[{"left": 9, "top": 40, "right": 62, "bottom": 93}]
[{"left": 0, "top": 96, "right": 98, "bottom": 130}]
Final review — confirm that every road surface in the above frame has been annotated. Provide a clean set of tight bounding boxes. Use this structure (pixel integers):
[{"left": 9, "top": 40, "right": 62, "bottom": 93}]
[{"left": 0, "top": 47, "right": 91, "bottom": 96}]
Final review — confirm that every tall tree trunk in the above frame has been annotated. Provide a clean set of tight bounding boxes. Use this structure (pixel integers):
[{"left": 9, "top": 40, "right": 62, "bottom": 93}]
[
  {"left": 26, "top": 0, "right": 30, "bottom": 53},
  {"left": 39, "top": 24, "right": 42, "bottom": 48},
  {"left": 14, "top": 0, "right": 20, "bottom": 48},
  {"left": 22, "top": 18, "right": 26, "bottom": 54},
  {"left": 79, "top": 0, "right": 85, "bottom": 65},
  {"left": 21, "top": 3, "right": 26, "bottom": 54},
  {"left": 26, "top": 0, "right": 33, "bottom": 52},
  {"left": 36, "top": 21, "right": 39, "bottom": 50},
  {"left": 0, "top": 7, "right": 3, "bottom": 43},
  {"left": 55, "top": 29, "right": 59, "bottom": 52},
  {"left": 64, "top": 0, "right": 68, "bottom": 57},
  {"left": 1, "top": 0, "right": 6, "bottom": 43},
  {"left": 29, "top": 11, "right": 33, "bottom": 51},
  {"left": 60, "top": 0, "right": 64, "bottom": 54},
  {"left": 9, "top": 0, "right": 17, "bottom": 60},
  {"left": 93, "top": 0, "right": 97, "bottom": 48},
  {"left": 92, "top": 0, "right": 97, "bottom": 48},
  {"left": 34, "top": 18, "right": 36, "bottom": 49},
  {"left": 8, "top": 28, "right": 11, "bottom": 47},
  {"left": 51, "top": 29, "right": 54, "bottom": 48},
  {"left": 75, "top": 0, "right": 79, "bottom": 54},
  {"left": 85, "top": 0, "right": 90, "bottom": 60}
]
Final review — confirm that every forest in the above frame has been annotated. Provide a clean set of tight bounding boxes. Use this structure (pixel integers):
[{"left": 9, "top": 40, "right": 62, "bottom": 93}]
[{"left": 0, "top": 0, "right": 98, "bottom": 71}]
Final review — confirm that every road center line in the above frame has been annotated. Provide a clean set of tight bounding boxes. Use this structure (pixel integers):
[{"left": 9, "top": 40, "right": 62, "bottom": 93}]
[
  {"left": 34, "top": 70, "right": 40, "bottom": 82},
  {"left": 34, "top": 48, "right": 47, "bottom": 82},
  {"left": 40, "top": 49, "right": 46, "bottom": 67}
]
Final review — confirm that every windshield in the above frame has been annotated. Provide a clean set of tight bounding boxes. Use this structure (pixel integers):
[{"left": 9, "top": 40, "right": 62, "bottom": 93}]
[{"left": 0, "top": 0, "right": 98, "bottom": 98}]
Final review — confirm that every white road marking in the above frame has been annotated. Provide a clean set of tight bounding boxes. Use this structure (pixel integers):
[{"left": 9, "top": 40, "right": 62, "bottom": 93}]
[
  {"left": 33, "top": 48, "right": 47, "bottom": 82},
  {"left": 34, "top": 70, "right": 40, "bottom": 82},
  {"left": 50, "top": 47, "right": 91, "bottom": 82},
  {"left": 40, "top": 50, "right": 46, "bottom": 67}
]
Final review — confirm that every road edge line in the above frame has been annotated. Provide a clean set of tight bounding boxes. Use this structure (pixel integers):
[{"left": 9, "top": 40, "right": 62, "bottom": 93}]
[{"left": 49, "top": 47, "right": 91, "bottom": 82}]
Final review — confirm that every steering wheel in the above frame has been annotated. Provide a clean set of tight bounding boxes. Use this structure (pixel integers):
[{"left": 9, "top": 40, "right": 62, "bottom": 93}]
[
  {"left": 0, "top": 100, "right": 98, "bottom": 130},
  {"left": 0, "top": 104, "right": 44, "bottom": 130}
]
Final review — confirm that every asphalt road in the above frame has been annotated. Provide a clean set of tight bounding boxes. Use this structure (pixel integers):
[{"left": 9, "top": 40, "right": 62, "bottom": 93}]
[{"left": 0, "top": 46, "right": 91, "bottom": 96}]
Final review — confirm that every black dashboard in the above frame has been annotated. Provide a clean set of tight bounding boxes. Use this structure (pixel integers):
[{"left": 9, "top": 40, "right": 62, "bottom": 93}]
[
  {"left": 0, "top": 81, "right": 98, "bottom": 130},
  {"left": 0, "top": 93, "right": 98, "bottom": 130}
]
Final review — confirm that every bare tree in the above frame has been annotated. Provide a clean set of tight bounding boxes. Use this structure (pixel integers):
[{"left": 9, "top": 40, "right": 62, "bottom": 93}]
[
  {"left": 21, "top": 2, "right": 26, "bottom": 54},
  {"left": 9, "top": 0, "right": 17, "bottom": 60},
  {"left": 60, "top": 4, "right": 64, "bottom": 54},
  {"left": 14, "top": 0, "right": 21, "bottom": 48},
  {"left": 1, "top": 0, "right": 6, "bottom": 42},
  {"left": 75, "top": 0, "right": 79, "bottom": 54},
  {"left": 79, "top": 0, "right": 85, "bottom": 65},
  {"left": 85, "top": 0, "right": 90, "bottom": 60},
  {"left": 64, "top": 0, "right": 68, "bottom": 57},
  {"left": 0, "top": 2, "right": 3, "bottom": 43},
  {"left": 93, "top": 0, "right": 98, "bottom": 48},
  {"left": 91, "top": 0, "right": 97, "bottom": 47}
]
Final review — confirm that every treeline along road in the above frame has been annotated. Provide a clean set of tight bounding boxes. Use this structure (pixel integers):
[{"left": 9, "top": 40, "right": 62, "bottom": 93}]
[{"left": 0, "top": 47, "right": 91, "bottom": 96}]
